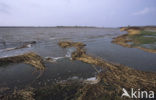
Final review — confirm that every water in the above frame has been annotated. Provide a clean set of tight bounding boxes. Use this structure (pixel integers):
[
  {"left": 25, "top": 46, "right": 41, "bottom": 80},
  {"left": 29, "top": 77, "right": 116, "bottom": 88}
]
[
  {"left": 0, "top": 27, "right": 156, "bottom": 94},
  {"left": 0, "top": 58, "right": 97, "bottom": 91}
]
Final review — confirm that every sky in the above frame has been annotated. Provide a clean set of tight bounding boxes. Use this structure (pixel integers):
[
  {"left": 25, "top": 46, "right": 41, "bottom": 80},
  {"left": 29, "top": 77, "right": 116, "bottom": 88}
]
[{"left": 0, "top": 0, "right": 156, "bottom": 27}]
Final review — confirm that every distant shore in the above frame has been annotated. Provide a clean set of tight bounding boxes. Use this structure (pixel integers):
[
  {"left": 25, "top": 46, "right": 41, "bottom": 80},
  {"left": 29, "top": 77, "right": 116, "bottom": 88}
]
[
  {"left": 112, "top": 26, "right": 156, "bottom": 53},
  {"left": 0, "top": 26, "right": 99, "bottom": 28}
]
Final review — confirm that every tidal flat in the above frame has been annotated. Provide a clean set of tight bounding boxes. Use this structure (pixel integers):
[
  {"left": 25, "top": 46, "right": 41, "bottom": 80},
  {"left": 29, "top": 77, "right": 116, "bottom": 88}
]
[{"left": 0, "top": 27, "right": 156, "bottom": 100}]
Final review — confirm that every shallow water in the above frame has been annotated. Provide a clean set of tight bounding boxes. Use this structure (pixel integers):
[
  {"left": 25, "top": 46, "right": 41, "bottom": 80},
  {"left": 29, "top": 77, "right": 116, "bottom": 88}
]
[
  {"left": 0, "top": 58, "right": 98, "bottom": 93},
  {"left": 0, "top": 27, "right": 156, "bottom": 94}
]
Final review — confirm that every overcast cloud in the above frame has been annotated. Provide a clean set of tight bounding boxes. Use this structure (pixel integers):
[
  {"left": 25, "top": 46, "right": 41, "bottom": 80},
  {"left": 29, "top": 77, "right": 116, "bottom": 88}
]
[{"left": 0, "top": 0, "right": 156, "bottom": 27}]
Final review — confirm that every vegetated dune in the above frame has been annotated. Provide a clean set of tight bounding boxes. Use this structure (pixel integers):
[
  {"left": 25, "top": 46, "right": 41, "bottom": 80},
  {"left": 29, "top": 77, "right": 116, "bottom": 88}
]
[{"left": 0, "top": 52, "right": 45, "bottom": 70}]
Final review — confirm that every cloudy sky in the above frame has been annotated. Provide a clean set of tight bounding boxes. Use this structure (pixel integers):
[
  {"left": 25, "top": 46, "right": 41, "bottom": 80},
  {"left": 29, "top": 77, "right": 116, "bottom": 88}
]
[{"left": 0, "top": 0, "right": 156, "bottom": 27}]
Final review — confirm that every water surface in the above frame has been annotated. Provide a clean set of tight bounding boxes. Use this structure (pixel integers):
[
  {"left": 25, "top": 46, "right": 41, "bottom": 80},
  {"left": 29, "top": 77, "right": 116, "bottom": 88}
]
[{"left": 0, "top": 27, "right": 156, "bottom": 94}]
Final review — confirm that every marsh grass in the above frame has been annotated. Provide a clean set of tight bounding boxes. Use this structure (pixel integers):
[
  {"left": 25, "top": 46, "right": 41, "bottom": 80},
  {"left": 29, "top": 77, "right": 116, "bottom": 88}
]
[
  {"left": 129, "top": 31, "right": 156, "bottom": 45},
  {"left": 0, "top": 52, "right": 45, "bottom": 70},
  {"left": 113, "top": 28, "right": 156, "bottom": 53}
]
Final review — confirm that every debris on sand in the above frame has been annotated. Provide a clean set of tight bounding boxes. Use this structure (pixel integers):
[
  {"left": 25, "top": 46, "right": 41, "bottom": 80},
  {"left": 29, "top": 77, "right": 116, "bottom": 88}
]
[
  {"left": 0, "top": 52, "right": 45, "bottom": 70},
  {"left": 58, "top": 41, "right": 156, "bottom": 100}
]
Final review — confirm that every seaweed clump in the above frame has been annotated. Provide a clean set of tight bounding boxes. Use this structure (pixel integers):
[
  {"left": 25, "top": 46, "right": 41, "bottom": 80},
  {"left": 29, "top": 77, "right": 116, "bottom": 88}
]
[{"left": 0, "top": 52, "right": 45, "bottom": 70}]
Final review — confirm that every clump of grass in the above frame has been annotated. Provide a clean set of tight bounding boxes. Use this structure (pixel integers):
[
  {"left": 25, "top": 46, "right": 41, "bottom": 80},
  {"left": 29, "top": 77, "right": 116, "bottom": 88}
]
[
  {"left": 58, "top": 41, "right": 86, "bottom": 48},
  {"left": 0, "top": 52, "right": 45, "bottom": 70}
]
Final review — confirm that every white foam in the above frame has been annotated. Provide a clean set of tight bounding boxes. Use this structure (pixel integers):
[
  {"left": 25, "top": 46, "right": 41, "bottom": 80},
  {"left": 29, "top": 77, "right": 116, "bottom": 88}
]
[
  {"left": 65, "top": 48, "right": 76, "bottom": 58},
  {"left": 45, "top": 56, "right": 65, "bottom": 62},
  {"left": 87, "top": 77, "right": 96, "bottom": 81},
  {"left": 84, "top": 77, "right": 99, "bottom": 84},
  {"left": 26, "top": 44, "right": 32, "bottom": 48},
  {"left": 52, "top": 57, "right": 65, "bottom": 61}
]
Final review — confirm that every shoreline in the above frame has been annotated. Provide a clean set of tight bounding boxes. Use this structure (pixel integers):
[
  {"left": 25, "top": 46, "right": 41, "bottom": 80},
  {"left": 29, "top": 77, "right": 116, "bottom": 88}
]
[{"left": 112, "top": 26, "right": 156, "bottom": 53}]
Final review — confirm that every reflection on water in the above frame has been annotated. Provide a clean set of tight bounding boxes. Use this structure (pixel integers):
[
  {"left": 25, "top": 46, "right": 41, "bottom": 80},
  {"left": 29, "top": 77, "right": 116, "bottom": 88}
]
[
  {"left": 0, "top": 58, "right": 97, "bottom": 93},
  {"left": 86, "top": 37, "right": 156, "bottom": 72}
]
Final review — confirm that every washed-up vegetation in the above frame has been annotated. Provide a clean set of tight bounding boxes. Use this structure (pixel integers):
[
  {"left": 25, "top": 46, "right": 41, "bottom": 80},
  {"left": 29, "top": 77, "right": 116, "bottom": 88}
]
[
  {"left": 112, "top": 26, "right": 156, "bottom": 53},
  {"left": 0, "top": 52, "right": 45, "bottom": 70}
]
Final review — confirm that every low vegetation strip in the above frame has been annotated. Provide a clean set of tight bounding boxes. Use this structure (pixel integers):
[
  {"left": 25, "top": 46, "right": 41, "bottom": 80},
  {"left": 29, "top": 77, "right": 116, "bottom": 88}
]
[
  {"left": 0, "top": 52, "right": 45, "bottom": 70},
  {"left": 112, "top": 26, "right": 156, "bottom": 53}
]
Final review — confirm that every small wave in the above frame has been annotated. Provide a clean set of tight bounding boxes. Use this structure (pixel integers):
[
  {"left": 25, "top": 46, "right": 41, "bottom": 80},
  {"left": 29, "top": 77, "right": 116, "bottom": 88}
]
[
  {"left": 45, "top": 47, "right": 76, "bottom": 62},
  {"left": 0, "top": 43, "right": 32, "bottom": 53},
  {"left": 84, "top": 77, "right": 99, "bottom": 84},
  {"left": 65, "top": 48, "right": 76, "bottom": 58},
  {"left": 45, "top": 56, "right": 65, "bottom": 62},
  {"left": 52, "top": 57, "right": 65, "bottom": 61}
]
